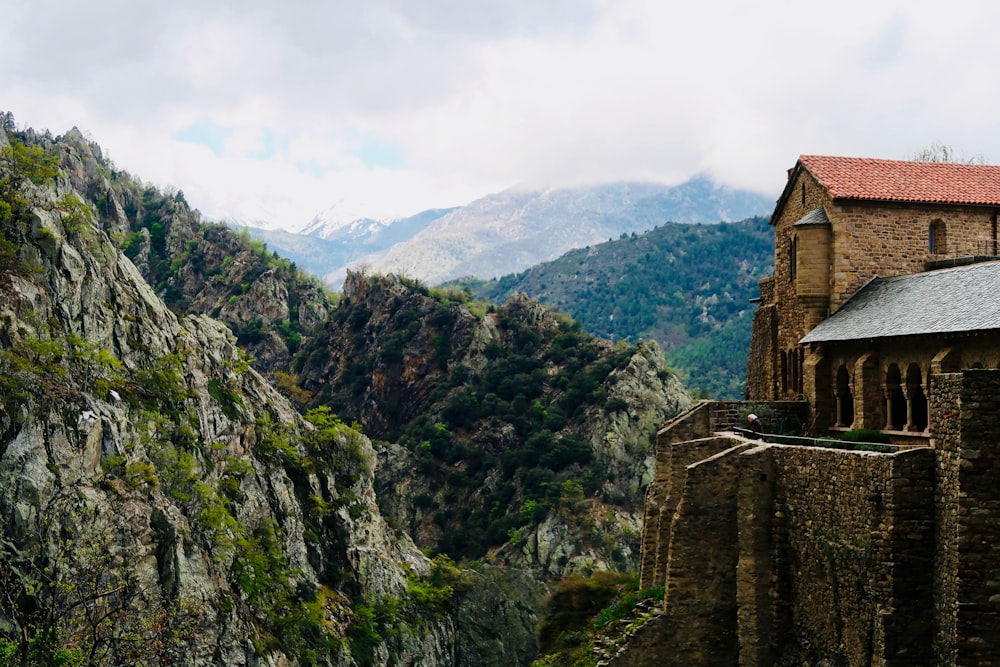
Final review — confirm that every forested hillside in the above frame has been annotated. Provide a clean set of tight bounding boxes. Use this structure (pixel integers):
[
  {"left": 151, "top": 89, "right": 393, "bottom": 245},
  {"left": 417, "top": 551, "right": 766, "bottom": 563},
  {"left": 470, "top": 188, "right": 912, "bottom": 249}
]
[
  {"left": 292, "top": 273, "right": 690, "bottom": 570},
  {"left": 0, "top": 116, "right": 695, "bottom": 664},
  {"left": 455, "top": 218, "right": 775, "bottom": 399}
]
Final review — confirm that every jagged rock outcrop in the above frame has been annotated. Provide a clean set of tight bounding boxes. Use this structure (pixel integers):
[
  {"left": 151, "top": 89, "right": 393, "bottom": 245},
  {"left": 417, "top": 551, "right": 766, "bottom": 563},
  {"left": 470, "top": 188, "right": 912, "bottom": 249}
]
[
  {"left": 47, "top": 126, "right": 334, "bottom": 381},
  {"left": 301, "top": 272, "right": 691, "bottom": 578},
  {"left": 0, "top": 120, "right": 698, "bottom": 665},
  {"left": 0, "top": 124, "right": 539, "bottom": 665}
]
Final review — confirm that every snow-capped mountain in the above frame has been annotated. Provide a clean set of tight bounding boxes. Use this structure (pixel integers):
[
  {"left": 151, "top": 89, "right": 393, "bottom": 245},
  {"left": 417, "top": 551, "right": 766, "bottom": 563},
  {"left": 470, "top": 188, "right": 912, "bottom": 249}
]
[{"left": 242, "top": 176, "right": 775, "bottom": 287}]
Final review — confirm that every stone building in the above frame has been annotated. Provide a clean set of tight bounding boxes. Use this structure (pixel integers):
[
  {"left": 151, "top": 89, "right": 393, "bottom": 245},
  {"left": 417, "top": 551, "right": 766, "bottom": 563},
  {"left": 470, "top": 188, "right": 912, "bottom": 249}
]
[
  {"left": 619, "top": 156, "right": 1000, "bottom": 667},
  {"left": 746, "top": 155, "right": 1000, "bottom": 441}
]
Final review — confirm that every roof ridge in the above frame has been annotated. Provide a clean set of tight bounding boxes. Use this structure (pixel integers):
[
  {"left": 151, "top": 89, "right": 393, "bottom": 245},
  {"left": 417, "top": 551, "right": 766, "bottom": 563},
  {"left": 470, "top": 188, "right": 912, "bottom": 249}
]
[{"left": 797, "top": 155, "right": 1000, "bottom": 206}]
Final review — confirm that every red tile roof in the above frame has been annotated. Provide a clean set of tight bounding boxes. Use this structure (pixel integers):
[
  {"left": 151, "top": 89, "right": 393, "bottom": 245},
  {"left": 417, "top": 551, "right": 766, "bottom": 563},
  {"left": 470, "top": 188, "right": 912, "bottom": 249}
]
[{"left": 799, "top": 155, "right": 1000, "bottom": 206}]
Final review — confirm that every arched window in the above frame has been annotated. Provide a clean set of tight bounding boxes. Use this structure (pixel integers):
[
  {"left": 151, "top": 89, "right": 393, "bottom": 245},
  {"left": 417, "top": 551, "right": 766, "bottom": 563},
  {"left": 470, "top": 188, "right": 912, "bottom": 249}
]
[
  {"left": 886, "top": 364, "right": 906, "bottom": 431},
  {"left": 836, "top": 365, "right": 854, "bottom": 428},
  {"left": 907, "top": 363, "right": 928, "bottom": 432},
  {"left": 929, "top": 220, "right": 947, "bottom": 254}
]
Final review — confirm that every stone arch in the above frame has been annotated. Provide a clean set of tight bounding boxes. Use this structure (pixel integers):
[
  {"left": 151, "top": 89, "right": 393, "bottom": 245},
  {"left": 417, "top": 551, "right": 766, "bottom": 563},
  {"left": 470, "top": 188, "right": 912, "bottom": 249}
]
[
  {"left": 906, "top": 363, "right": 928, "bottom": 432},
  {"left": 836, "top": 364, "right": 854, "bottom": 428},
  {"left": 929, "top": 219, "right": 947, "bottom": 254},
  {"left": 885, "top": 364, "right": 906, "bottom": 431}
]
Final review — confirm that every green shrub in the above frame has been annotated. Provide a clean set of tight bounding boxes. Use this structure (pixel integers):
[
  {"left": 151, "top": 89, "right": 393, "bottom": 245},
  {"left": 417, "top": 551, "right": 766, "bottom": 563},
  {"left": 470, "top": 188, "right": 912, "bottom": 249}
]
[
  {"left": 536, "top": 572, "right": 635, "bottom": 653},
  {"left": 841, "top": 428, "right": 892, "bottom": 444}
]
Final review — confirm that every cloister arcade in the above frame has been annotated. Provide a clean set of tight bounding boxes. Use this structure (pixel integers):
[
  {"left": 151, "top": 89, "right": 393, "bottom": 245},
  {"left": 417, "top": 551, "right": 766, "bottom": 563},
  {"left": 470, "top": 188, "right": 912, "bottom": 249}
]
[{"left": 802, "top": 336, "right": 1000, "bottom": 438}]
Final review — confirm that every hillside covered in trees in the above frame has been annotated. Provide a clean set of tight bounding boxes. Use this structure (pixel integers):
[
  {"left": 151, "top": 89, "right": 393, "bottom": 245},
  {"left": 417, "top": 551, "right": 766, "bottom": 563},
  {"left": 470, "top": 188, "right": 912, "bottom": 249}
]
[
  {"left": 455, "top": 218, "right": 775, "bottom": 399},
  {"left": 0, "top": 114, "right": 693, "bottom": 665}
]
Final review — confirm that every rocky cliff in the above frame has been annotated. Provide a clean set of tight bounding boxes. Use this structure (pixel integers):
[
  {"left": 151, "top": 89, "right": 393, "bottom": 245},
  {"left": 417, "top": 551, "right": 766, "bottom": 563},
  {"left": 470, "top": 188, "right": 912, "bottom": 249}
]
[
  {"left": 0, "top": 119, "right": 693, "bottom": 665},
  {"left": 0, "top": 126, "right": 540, "bottom": 664},
  {"left": 295, "top": 272, "right": 691, "bottom": 577}
]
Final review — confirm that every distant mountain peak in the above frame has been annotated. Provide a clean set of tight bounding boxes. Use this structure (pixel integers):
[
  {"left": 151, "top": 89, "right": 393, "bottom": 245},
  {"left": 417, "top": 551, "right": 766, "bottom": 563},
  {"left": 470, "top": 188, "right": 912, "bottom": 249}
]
[
  {"left": 301, "top": 199, "right": 389, "bottom": 239},
  {"left": 250, "top": 178, "right": 773, "bottom": 288}
]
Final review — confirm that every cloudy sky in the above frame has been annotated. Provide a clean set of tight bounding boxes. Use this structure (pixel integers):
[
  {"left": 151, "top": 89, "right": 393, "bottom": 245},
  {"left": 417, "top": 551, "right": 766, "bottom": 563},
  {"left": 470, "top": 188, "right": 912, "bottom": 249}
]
[{"left": 2, "top": 0, "right": 997, "bottom": 231}]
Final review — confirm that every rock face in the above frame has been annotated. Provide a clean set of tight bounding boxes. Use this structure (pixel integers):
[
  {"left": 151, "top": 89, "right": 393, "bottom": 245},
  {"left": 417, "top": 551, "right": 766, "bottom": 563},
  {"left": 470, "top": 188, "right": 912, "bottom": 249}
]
[
  {"left": 298, "top": 272, "right": 692, "bottom": 578},
  {"left": 0, "top": 122, "right": 696, "bottom": 665},
  {"left": 0, "top": 126, "right": 541, "bottom": 665}
]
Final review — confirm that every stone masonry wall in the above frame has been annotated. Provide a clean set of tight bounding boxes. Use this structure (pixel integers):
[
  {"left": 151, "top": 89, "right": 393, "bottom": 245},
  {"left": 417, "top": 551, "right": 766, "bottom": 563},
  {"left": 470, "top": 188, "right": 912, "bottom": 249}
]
[
  {"left": 766, "top": 447, "right": 899, "bottom": 666},
  {"left": 882, "top": 447, "right": 937, "bottom": 665},
  {"left": 634, "top": 431, "right": 937, "bottom": 666},
  {"left": 639, "top": 435, "right": 737, "bottom": 589},
  {"left": 660, "top": 442, "right": 750, "bottom": 665},
  {"left": 639, "top": 400, "right": 809, "bottom": 588},
  {"left": 770, "top": 171, "right": 835, "bottom": 371},
  {"left": 745, "top": 291, "right": 777, "bottom": 400},
  {"left": 930, "top": 373, "right": 960, "bottom": 664},
  {"left": 615, "top": 436, "right": 751, "bottom": 667},
  {"left": 828, "top": 203, "right": 995, "bottom": 310},
  {"left": 930, "top": 370, "right": 1000, "bottom": 666}
]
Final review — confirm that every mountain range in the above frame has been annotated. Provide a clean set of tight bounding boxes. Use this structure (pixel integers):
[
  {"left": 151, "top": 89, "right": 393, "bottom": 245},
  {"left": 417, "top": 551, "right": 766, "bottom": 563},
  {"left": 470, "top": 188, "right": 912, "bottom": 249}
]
[{"left": 242, "top": 177, "right": 774, "bottom": 287}]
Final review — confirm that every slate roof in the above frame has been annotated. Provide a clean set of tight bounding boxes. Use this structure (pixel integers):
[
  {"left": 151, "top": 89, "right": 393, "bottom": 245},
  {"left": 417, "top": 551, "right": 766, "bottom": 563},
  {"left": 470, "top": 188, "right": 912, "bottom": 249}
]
[
  {"left": 793, "top": 206, "right": 830, "bottom": 227},
  {"left": 800, "top": 261, "right": 1000, "bottom": 343},
  {"left": 799, "top": 155, "right": 1000, "bottom": 206}
]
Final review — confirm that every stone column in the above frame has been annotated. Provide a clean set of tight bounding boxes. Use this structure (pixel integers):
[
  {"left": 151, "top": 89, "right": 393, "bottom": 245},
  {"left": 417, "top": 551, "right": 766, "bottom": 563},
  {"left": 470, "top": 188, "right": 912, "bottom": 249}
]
[
  {"left": 902, "top": 385, "right": 914, "bottom": 432},
  {"left": 882, "top": 386, "right": 892, "bottom": 431}
]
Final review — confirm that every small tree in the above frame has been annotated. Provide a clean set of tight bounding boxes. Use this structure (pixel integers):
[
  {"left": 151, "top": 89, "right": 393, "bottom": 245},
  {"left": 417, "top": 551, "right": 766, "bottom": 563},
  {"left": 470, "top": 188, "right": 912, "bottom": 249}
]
[{"left": 912, "top": 141, "right": 987, "bottom": 165}]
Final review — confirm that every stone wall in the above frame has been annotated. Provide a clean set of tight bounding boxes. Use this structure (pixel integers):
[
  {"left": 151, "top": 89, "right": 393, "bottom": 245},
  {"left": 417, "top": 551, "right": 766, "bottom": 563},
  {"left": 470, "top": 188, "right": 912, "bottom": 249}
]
[
  {"left": 930, "top": 372, "right": 960, "bottom": 664},
  {"left": 826, "top": 203, "right": 996, "bottom": 309},
  {"left": 930, "top": 370, "right": 1000, "bottom": 666},
  {"left": 633, "top": 429, "right": 937, "bottom": 665},
  {"left": 745, "top": 280, "right": 777, "bottom": 399},
  {"left": 882, "top": 447, "right": 936, "bottom": 665},
  {"left": 768, "top": 170, "right": 834, "bottom": 380},
  {"left": 616, "top": 436, "right": 751, "bottom": 667},
  {"left": 639, "top": 435, "right": 740, "bottom": 589},
  {"left": 629, "top": 369, "right": 1000, "bottom": 666},
  {"left": 639, "top": 400, "right": 809, "bottom": 588},
  {"left": 761, "top": 445, "right": 935, "bottom": 666}
]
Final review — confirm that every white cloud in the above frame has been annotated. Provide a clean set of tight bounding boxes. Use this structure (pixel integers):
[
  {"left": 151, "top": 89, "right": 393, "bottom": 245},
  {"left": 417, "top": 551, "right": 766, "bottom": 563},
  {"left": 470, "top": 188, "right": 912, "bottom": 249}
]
[{"left": 3, "top": 0, "right": 1000, "bottom": 230}]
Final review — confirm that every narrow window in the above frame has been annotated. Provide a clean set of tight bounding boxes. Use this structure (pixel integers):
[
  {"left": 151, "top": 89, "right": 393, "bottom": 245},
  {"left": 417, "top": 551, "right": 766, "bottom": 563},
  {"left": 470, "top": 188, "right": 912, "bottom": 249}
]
[
  {"left": 906, "top": 363, "right": 928, "bottom": 432},
  {"left": 801, "top": 183, "right": 806, "bottom": 205},
  {"left": 929, "top": 220, "right": 947, "bottom": 254},
  {"left": 836, "top": 365, "right": 854, "bottom": 428},
  {"left": 789, "top": 235, "right": 798, "bottom": 282},
  {"left": 789, "top": 348, "right": 801, "bottom": 395}
]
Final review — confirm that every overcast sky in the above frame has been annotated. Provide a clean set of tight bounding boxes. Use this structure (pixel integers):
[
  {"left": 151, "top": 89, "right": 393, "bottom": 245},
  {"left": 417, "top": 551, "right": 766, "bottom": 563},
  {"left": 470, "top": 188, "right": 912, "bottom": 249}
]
[{"left": 2, "top": 0, "right": 997, "bottom": 231}]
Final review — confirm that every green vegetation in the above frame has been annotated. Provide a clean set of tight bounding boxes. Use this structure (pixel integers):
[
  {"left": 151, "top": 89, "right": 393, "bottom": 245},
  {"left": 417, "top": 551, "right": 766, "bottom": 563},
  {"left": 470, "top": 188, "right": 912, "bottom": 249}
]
[
  {"left": 454, "top": 218, "right": 774, "bottom": 398},
  {"left": 346, "top": 555, "right": 469, "bottom": 666},
  {"left": 0, "top": 116, "right": 683, "bottom": 662},
  {"left": 0, "top": 134, "right": 59, "bottom": 269},
  {"left": 300, "top": 279, "right": 648, "bottom": 562},
  {"left": 531, "top": 572, "right": 664, "bottom": 667}
]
